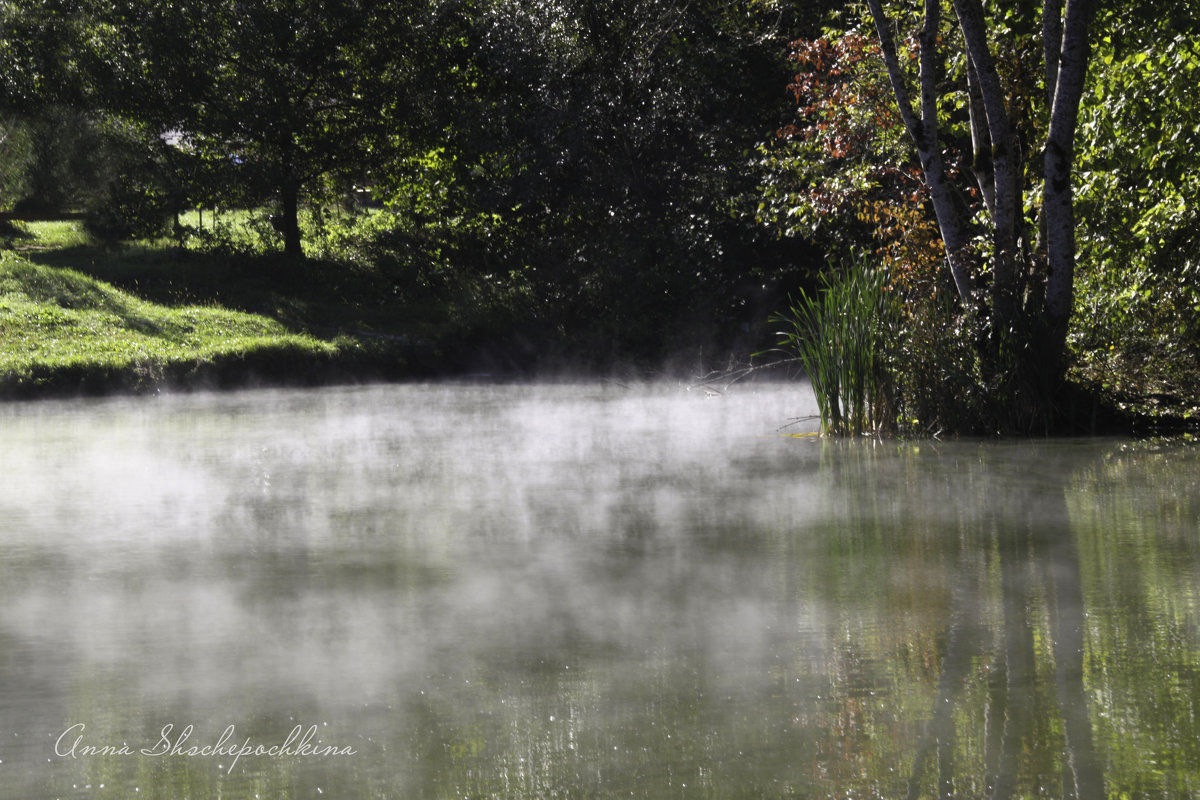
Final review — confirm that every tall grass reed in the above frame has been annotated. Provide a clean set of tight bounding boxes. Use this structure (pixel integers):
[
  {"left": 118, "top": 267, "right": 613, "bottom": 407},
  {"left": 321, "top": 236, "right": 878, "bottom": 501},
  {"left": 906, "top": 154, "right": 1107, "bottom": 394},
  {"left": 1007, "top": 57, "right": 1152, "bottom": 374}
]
[{"left": 770, "top": 260, "right": 899, "bottom": 436}]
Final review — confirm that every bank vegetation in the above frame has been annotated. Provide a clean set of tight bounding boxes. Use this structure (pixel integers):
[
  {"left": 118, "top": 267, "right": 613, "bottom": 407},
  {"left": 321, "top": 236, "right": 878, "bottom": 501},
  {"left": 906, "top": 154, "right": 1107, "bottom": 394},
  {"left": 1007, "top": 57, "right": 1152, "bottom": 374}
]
[{"left": 1, "top": 0, "right": 1196, "bottom": 433}]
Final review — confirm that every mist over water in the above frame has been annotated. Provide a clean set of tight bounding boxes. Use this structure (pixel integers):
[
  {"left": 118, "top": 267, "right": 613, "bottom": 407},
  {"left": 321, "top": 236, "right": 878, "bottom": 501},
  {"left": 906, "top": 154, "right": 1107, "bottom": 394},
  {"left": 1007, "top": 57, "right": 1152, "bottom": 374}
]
[{"left": 2, "top": 382, "right": 1199, "bottom": 798}]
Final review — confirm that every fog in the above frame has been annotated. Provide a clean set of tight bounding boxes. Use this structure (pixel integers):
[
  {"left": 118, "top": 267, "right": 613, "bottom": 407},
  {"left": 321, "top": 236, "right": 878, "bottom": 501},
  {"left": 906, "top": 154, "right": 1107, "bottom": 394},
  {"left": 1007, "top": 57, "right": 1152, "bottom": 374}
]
[
  {"left": 0, "top": 383, "right": 829, "bottom": 755},
  {"left": 7, "top": 381, "right": 1191, "bottom": 799}
]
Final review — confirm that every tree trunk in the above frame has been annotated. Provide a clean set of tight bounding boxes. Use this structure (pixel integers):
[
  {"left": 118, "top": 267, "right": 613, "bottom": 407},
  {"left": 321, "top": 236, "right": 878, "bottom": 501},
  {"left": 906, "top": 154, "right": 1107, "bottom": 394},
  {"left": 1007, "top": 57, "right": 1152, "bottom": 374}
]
[
  {"left": 866, "top": 0, "right": 1098, "bottom": 431},
  {"left": 867, "top": 0, "right": 977, "bottom": 304},
  {"left": 280, "top": 174, "right": 303, "bottom": 259},
  {"left": 954, "top": 0, "right": 1023, "bottom": 326},
  {"left": 1043, "top": 0, "right": 1096, "bottom": 349}
]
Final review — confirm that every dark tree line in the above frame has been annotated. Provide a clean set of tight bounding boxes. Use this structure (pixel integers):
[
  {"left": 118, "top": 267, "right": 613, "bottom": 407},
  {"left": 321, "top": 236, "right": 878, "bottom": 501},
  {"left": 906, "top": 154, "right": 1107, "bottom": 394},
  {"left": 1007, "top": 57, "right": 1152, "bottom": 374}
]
[
  {"left": 1, "top": 0, "right": 843, "bottom": 368},
  {"left": 9, "top": 0, "right": 1185, "bottom": 424}
]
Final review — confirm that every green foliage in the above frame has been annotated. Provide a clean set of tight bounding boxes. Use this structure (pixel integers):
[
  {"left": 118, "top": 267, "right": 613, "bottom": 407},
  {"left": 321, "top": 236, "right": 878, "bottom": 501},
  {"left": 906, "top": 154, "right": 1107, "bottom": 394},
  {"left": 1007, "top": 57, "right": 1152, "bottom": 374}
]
[
  {"left": 81, "top": 181, "right": 171, "bottom": 242},
  {"left": 0, "top": 116, "right": 34, "bottom": 211},
  {"left": 409, "top": 0, "right": 826, "bottom": 367},
  {"left": 81, "top": 129, "right": 181, "bottom": 242},
  {"left": 757, "top": 26, "right": 916, "bottom": 243},
  {"left": 0, "top": 0, "right": 97, "bottom": 111},
  {"left": 169, "top": 207, "right": 295, "bottom": 258},
  {"left": 11, "top": 106, "right": 106, "bottom": 213},
  {"left": 887, "top": 291, "right": 991, "bottom": 436},
  {"left": 769, "top": 259, "right": 899, "bottom": 436},
  {"left": 1073, "top": 14, "right": 1200, "bottom": 402},
  {"left": 2, "top": 107, "right": 181, "bottom": 243}
]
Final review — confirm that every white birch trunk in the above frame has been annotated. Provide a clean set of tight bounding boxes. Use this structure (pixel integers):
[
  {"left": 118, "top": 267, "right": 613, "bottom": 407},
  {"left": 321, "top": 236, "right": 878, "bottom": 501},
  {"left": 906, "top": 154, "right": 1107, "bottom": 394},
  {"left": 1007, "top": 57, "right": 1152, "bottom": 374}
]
[
  {"left": 1043, "top": 0, "right": 1064, "bottom": 105},
  {"left": 1043, "top": 0, "right": 1095, "bottom": 335},
  {"left": 964, "top": 62, "right": 996, "bottom": 218},
  {"left": 866, "top": 0, "right": 976, "bottom": 304},
  {"left": 953, "top": 0, "right": 1023, "bottom": 322}
]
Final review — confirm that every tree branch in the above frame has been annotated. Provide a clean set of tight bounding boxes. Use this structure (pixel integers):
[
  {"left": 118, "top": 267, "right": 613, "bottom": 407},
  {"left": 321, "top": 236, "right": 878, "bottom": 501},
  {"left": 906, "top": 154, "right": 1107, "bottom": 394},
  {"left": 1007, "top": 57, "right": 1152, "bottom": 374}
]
[
  {"left": 864, "top": 0, "right": 921, "bottom": 144},
  {"left": 1043, "top": 0, "right": 1063, "bottom": 105},
  {"left": 866, "top": 0, "right": 976, "bottom": 304},
  {"left": 964, "top": 59, "right": 996, "bottom": 217}
]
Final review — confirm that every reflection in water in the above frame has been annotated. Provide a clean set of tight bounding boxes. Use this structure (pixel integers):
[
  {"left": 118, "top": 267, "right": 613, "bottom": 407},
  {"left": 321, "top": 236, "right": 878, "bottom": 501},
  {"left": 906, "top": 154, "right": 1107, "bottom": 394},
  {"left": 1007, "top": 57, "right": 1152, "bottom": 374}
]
[
  {"left": 896, "top": 453, "right": 1106, "bottom": 800},
  {"left": 0, "top": 384, "right": 1198, "bottom": 798}
]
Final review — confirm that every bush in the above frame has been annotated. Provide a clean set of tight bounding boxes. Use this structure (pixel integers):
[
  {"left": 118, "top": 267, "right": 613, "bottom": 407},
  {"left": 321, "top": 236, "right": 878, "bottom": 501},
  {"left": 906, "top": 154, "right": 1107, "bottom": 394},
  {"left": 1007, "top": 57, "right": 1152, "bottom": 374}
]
[
  {"left": 887, "top": 290, "right": 988, "bottom": 435},
  {"left": 83, "top": 175, "right": 175, "bottom": 242},
  {"left": 767, "top": 255, "right": 1014, "bottom": 437}
]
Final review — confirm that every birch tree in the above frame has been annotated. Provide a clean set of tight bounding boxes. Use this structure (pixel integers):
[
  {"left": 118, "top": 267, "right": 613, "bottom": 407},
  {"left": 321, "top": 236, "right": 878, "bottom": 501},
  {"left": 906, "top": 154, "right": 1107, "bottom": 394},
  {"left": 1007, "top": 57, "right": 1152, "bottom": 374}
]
[{"left": 864, "top": 0, "right": 1097, "bottom": 420}]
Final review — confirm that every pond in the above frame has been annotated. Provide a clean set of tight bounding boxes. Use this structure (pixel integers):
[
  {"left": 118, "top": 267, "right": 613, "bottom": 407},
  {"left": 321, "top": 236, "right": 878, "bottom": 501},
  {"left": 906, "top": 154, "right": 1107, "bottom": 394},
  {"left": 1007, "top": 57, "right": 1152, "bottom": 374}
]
[{"left": 1, "top": 382, "right": 1198, "bottom": 799}]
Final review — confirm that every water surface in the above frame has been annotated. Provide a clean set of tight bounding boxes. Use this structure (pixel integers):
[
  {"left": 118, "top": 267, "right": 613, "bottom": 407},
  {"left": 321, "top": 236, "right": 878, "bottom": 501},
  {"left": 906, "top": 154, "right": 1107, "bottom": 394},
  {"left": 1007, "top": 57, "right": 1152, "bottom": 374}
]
[{"left": 1, "top": 382, "right": 1198, "bottom": 798}]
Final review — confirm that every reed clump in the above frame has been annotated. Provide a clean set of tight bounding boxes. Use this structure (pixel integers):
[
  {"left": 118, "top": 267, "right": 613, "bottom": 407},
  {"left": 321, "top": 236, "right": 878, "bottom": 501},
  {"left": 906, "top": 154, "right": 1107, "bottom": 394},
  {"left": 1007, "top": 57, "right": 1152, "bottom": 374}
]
[{"left": 769, "top": 260, "right": 900, "bottom": 436}]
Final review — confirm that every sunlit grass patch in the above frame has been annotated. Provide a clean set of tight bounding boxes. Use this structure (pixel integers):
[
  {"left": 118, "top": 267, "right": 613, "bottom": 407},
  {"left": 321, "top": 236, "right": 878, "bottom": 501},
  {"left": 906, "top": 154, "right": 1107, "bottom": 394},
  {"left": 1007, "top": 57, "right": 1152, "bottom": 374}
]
[
  {"left": 10, "top": 211, "right": 274, "bottom": 254},
  {"left": 1, "top": 211, "right": 454, "bottom": 393},
  {"left": 6, "top": 219, "right": 94, "bottom": 250},
  {"left": 0, "top": 250, "right": 336, "bottom": 396}
]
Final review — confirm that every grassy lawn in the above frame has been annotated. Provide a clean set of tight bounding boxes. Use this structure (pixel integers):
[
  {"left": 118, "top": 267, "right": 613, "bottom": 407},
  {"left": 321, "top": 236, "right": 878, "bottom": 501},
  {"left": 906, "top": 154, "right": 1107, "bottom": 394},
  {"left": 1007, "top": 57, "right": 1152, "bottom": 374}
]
[{"left": 0, "top": 219, "right": 435, "bottom": 398}]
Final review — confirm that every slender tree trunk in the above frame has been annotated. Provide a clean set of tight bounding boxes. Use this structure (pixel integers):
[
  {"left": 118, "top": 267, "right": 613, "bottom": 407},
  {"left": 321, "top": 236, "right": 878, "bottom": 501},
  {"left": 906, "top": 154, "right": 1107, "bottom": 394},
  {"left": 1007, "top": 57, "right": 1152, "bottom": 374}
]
[
  {"left": 867, "top": 0, "right": 976, "bottom": 304},
  {"left": 278, "top": 132, "right": 303, "bottom": 259},
  {"left": 964, "top": 61, "right": 996, "bottom": 217},
  {"left": 1043, "top": 0, "right": 1096, "bottom": 348},
  {"left": 1043, "top": 0, "right": 1064, "bottom": 104},
  {"left": 953, "top": 0, "right": 1023, "bottom": 326},
  {"left": 280, "top": 174, "right": 303, "bottom": 259}
]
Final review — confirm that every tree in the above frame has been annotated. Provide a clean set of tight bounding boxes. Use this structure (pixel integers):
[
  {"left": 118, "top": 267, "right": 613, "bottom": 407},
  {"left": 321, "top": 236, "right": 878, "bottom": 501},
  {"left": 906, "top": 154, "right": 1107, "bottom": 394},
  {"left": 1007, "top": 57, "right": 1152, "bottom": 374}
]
[
  {"left": 861, "top": 0, "right": 1097, "bottom": 430},
  {"left": 0, "top": 0, "right": 87, "bottom": 113},
  {"left": 1071, "top": 3, "right": 1200, "bottom": 402},
  {"left": 1, "top": 0, "right": 92, "bottom": 214},
  {"left": 0, "top": 1, "right": 143, "bottom": 221},
  {"left": 0, "top": 116, "right": 33, "bottom": 213},
  {"left": 412, "top": 0, "right": 829, "bottom": 365},
  {"left": 102, "top": 0, "right": 433, "bottom": 258}
]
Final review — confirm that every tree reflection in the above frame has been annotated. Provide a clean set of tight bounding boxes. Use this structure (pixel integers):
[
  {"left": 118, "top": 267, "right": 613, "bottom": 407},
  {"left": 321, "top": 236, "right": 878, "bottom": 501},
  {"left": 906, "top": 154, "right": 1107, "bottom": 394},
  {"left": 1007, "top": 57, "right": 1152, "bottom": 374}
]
[
  {"left": 905, "top": 562, "right": 983, "bottom": 800},
  {"left": 904, "top": 451, "right": 1107, "bottom": 799},
  {"left": 1032, "top": 481, "right": 1105, "bottom": 800},
  {"left": 811, "top": 443, "right": 1115, "bottom": 799}
]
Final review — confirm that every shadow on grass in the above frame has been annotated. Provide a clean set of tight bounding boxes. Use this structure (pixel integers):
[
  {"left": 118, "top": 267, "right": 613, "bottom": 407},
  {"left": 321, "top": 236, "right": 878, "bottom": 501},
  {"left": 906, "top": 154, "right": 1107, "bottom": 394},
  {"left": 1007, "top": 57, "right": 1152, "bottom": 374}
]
[
  {"left": 8, "top": 238, "right": 478, "bottom": 389},
  {"left": 1, "top": 219, "right": 35, "bottom": 243},
  {"left": 19, "top": 243, "right": 428, "bottom": 338},
  {"left": 9, "top": 223, "right": 567, "bottom": 383}
]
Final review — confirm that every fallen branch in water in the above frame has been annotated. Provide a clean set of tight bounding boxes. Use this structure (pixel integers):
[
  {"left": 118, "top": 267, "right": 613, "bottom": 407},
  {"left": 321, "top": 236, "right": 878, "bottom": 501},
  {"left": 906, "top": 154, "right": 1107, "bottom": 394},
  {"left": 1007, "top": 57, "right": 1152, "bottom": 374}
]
[{"left": 688, "top": 357, "right": 806, "bottom": 394}]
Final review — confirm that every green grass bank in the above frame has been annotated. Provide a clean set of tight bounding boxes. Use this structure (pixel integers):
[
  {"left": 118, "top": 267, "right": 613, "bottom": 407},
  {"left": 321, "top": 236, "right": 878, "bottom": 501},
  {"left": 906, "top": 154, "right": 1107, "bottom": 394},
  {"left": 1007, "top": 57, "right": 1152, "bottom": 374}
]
[
  {"left": 3, "top": 218, "right": 1198, "bottom": 436},
  {"left": 0, "top": 220, "right": 435, "bottom": 399}
]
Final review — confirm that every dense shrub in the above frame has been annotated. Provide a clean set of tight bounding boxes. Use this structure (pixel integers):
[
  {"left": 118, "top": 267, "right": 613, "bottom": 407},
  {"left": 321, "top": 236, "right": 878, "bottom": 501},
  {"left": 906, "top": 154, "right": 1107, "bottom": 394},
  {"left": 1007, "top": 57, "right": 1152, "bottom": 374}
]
[{"left": 83, "top": 174, "right": 175, "bottom": 242}]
